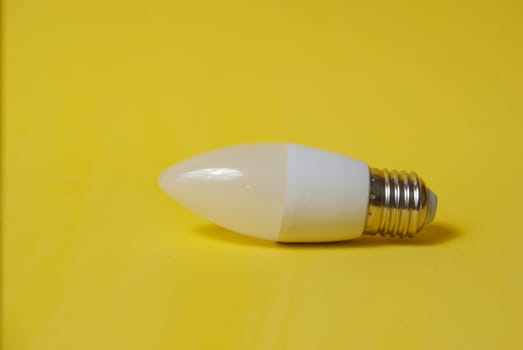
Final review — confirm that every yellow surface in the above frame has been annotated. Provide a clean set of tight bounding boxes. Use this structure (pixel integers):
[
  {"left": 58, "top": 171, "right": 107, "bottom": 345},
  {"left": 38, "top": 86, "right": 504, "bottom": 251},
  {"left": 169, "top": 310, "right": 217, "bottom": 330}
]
[{"left": 4, "top": 0, "right": 523, "bottom": 349}]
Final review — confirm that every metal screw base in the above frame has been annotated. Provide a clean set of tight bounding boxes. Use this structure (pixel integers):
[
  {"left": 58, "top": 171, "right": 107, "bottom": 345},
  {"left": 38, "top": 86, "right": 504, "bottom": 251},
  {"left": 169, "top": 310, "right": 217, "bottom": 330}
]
[{"left": 364, "top": 168, "right": 437, "bottom": 238}]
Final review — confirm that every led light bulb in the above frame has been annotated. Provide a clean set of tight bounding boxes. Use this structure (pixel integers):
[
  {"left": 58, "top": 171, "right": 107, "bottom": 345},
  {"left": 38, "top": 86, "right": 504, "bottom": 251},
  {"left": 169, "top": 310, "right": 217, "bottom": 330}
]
[{"left": 159, "top": 143, "right": 437, "bottom": 242}]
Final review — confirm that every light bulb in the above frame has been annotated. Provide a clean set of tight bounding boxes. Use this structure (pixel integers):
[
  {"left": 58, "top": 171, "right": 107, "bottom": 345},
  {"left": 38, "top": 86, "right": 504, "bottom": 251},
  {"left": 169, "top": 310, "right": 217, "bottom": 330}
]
[{"left": 159, "top": 143, "right": 437, "bottom": 242}]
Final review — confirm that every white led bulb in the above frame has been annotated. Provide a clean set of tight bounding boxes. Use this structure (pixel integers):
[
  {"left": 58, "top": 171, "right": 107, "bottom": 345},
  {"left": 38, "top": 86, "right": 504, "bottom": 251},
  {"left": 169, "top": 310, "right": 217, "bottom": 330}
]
[{"left": 159, "top": 143, "right": 437, "bottom": 242}]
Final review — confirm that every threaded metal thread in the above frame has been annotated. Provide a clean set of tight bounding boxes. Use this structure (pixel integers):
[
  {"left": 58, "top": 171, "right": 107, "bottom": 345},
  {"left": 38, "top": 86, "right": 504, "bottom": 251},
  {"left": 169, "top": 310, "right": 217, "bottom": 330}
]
[{"left": 364, "top": 168, "right": 436, "bottom": 238}]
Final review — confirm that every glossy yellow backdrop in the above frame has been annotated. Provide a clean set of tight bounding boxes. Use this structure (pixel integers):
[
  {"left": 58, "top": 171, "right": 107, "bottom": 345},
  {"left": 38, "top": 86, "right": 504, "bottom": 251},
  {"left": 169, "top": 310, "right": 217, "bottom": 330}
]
[{"left": 4, "top": 0, "right": 523, "bottom": 349}]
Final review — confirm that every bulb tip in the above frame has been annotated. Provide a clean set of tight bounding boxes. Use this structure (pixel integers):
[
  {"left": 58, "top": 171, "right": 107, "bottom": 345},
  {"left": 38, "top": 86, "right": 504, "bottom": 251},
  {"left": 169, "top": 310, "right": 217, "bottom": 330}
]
[
  {"left": 158, "top": 168, "right": 171, "bottom": 192},
  {"left": 158, "top": 164, "right": 183, "bottom": 196},
  {"left": 425, "top": 189, "right": 437, "bottom": 224}
]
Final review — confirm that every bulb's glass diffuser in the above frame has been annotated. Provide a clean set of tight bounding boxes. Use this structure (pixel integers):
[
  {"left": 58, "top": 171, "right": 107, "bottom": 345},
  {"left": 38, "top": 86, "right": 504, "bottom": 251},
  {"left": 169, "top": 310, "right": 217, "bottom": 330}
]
[{"left": 159, "top": 143, "right": 287, "bottom": 241}]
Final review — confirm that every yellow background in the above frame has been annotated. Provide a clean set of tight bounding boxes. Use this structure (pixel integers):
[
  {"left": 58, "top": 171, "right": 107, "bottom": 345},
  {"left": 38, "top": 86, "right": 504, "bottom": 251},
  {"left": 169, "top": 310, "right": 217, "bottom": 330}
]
[{"left": 4, "top": 0, "right": 523, "bottom": 349}]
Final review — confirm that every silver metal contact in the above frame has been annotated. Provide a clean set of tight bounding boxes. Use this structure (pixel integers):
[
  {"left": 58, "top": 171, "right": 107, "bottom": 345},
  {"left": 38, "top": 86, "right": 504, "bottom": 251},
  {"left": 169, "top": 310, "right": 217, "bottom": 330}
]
[{"left": 364, "top": 167, "right": 437, "bottom": 238}]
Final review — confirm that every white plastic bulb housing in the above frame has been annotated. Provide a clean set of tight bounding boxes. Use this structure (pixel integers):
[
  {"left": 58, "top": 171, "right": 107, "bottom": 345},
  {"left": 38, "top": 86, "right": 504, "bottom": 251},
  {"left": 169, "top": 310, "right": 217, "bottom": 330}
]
[{"left": 159, "top": 143, "right": 437, "bottom": 242}]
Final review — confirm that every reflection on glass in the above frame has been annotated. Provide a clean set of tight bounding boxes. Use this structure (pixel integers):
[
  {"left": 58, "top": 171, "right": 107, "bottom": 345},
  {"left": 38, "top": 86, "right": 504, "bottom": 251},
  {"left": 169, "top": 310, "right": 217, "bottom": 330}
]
[{"left": 182, "top": 168, "right": 243, "bottom": 181}]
